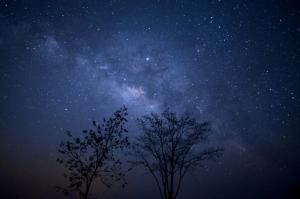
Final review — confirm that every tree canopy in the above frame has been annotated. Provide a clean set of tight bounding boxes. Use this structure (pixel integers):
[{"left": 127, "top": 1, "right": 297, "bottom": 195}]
[
  {"left": 130, "top": 110, "right": 223, "bottom": 199},
  {"left": 56, "top": 107, "right": 130, "bottom": 199}
]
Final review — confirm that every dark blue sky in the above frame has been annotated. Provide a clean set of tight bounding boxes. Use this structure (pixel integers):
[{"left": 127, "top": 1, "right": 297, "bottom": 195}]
[{"left": 0, "top": 0, "right": 299, "bottom": 198}]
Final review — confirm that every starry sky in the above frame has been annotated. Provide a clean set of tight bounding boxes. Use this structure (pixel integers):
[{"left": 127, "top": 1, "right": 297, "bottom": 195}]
[{"left": 0, "top": 0, "right": 299, "bottom": 198}]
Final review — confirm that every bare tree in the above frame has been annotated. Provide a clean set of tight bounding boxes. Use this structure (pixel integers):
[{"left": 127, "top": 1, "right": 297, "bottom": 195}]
[
  {"left": 130, "top": 110, "right": 223, "bottom": 199},
  {"left": 56, "top": 107, "right": 130, "bottom": 199}
]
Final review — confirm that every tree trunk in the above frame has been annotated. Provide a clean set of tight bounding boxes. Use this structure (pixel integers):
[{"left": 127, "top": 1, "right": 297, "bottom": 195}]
[{"left": 84, "top": 181, "right": 92, "bottom": 199}]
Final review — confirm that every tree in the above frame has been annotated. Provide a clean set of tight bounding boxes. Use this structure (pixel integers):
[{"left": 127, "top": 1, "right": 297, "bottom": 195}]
[
  {"left": 130, "top": 110, "right": 223, "bottom": 199},
  {"left": 56, "top": 107, "right": 130, "bottom": 199}
]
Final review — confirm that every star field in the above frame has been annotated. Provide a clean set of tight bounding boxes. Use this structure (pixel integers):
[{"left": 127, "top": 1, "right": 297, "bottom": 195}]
[{"left": 0, "top": 0, "right": 299, "bottom": 198}]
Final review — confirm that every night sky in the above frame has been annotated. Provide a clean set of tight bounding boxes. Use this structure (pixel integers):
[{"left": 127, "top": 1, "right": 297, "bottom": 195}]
[{"left": 0, "top": 0, "right": 299, "bottom": 198}]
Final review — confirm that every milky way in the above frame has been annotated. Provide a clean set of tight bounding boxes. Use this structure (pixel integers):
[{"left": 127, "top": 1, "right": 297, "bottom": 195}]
[{"left": 0, "top": 1, "right": 299, "bottom": 198}]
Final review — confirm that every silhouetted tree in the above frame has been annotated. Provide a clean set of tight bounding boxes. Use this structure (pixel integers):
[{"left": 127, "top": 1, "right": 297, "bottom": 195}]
[
  {"left": 56, "top": 107, "right": 130, "bottom": 199},
  {"left": 130, "top": 110, "right": 223, "bottom": 199}
]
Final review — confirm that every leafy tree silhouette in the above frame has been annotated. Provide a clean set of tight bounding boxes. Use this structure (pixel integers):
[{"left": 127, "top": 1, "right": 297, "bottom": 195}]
[
  {"left": 130, "top": 110, "right": 223, "bottom": 199},
  {"left": 56, "top": 107, "right": 130, "bottom": 199}
]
